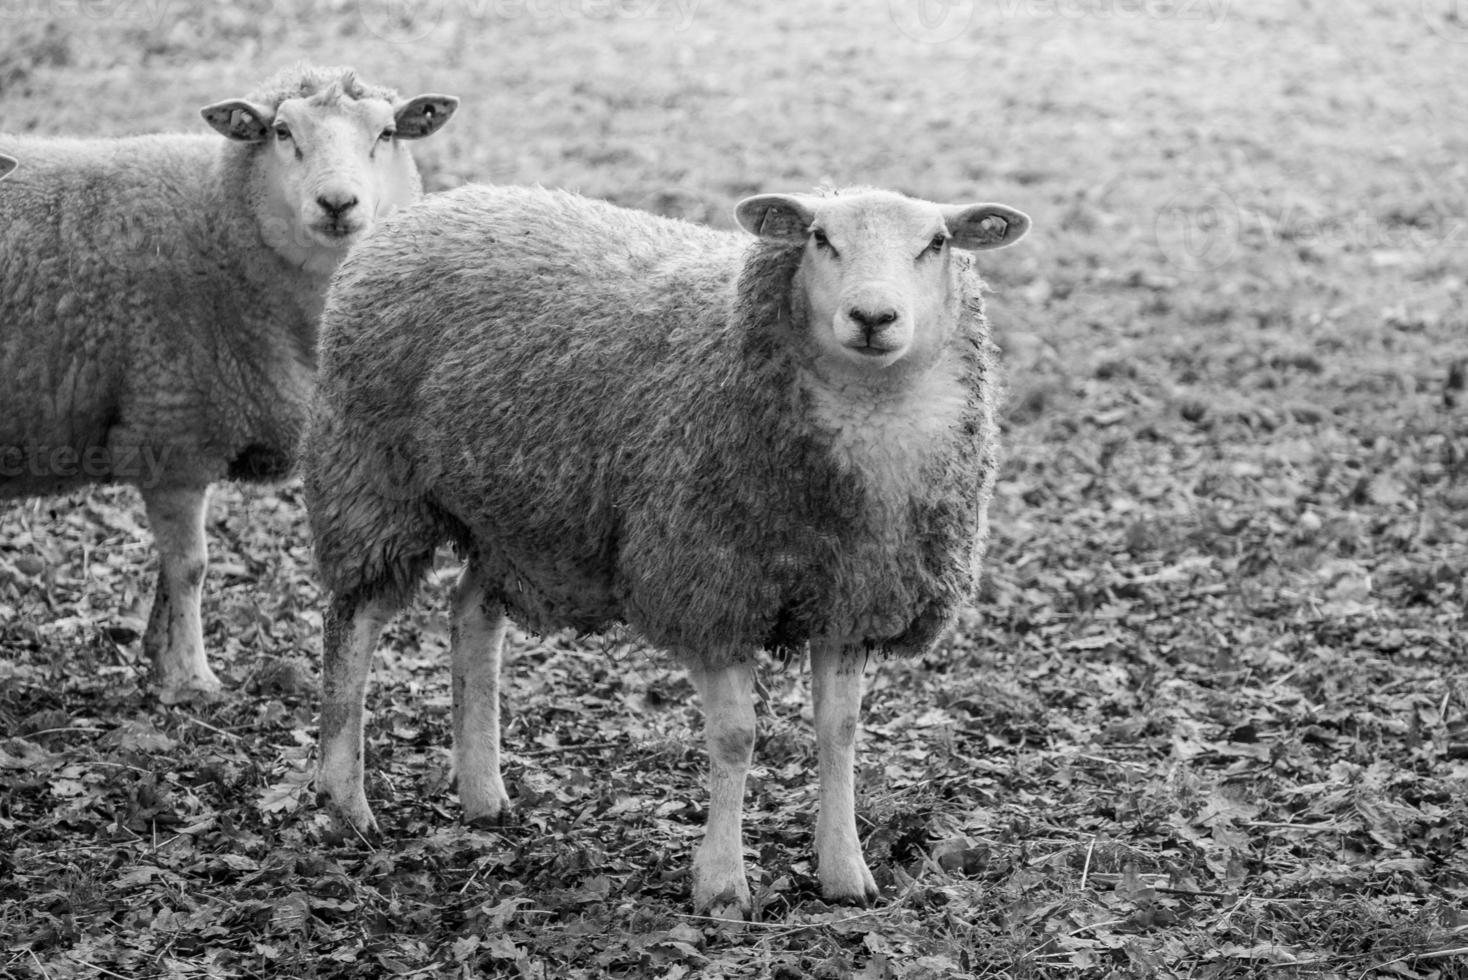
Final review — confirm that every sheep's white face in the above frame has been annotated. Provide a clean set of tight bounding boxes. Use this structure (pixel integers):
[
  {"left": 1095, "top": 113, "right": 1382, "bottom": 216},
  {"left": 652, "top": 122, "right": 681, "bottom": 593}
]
[
  {"left": 736, "top": 190, "right": 1029, "bottom": 376},
  {"left": 202, "top": 80, "right": 457, "bottom": 274}
]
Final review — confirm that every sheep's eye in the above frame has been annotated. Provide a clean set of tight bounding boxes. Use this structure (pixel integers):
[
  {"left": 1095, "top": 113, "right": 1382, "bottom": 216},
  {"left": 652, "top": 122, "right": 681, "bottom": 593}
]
[
  {"left": 925, "top": 234, "right": 947, "bottom": 256},
  {"left": 379, "top": 128, "right": 396, "bottom": 142},
  {"left": 811, "top": 229, "right": 834, "bottom": 252},
  {"left": 274, "top": 124, "right": 292, "bottom": 142}
]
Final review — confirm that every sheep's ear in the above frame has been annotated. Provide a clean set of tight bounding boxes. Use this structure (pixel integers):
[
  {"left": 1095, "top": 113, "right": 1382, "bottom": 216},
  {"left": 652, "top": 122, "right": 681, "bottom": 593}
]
[
  {"left": 944, "top": 203, "right": 1031, "bottom": 251},
  {"left": 735, "top": 194, "right": 817, "bottom": 242},
  {"left": 0, "top": 154, "right": 15, "bottom": 180},
  {"left": 394, "top": 95, "right": 459, "bottom": 139},
  {"left": 201, "top": 99, "right": 275, "bottom": 142}
]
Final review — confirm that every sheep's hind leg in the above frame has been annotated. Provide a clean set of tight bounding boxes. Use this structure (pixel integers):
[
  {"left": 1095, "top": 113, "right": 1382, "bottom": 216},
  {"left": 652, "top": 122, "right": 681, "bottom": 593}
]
[
  {"left": 140, "top": 485, "right": 219, "bottom": 704},
  {"left": 811, "top": 642, "right": 878, "bottom": 906},
  {"left": 318, "top": 591, "right": 395, "bottom": 834},
  {"left": 450, "top": 562, "right": 511, "bottom": 825},
  {"left": 686, "top": 657, "right": 756, "bottom": 918}
]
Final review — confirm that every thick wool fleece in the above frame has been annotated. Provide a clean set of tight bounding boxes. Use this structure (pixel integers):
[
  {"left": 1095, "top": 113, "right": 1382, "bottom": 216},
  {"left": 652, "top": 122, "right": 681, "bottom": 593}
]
[
  {"left": 305, "top": 186, "right": 1000, "bottom": 665},
  {"left": 0, "top": 66, "right": 410, "bottom": 497}
]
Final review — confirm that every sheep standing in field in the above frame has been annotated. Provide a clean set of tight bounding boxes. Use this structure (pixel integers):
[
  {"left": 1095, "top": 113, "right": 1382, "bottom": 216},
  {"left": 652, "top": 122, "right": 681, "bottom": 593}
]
[
  {"left": 0, "top": 66, "right": 457, "bottom": 703},
  {"left": 304, "top": 184, "right": 1029, "bottom": 915}
]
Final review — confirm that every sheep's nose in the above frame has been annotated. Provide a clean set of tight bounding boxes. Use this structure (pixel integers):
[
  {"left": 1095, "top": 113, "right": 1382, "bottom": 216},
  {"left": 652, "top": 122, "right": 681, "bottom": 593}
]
[
  {"left": 317, "top": 193, "right": 359, "bottom": 218},
  {"left": 847, "top": 306, "right": 899, "bottom": 333}
]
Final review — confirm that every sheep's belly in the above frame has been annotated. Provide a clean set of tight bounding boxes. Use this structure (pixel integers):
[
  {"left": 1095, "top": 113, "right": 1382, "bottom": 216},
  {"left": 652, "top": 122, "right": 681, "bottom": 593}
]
[{"left": 476, "top": 541, "right": 625, "bottom": 637}]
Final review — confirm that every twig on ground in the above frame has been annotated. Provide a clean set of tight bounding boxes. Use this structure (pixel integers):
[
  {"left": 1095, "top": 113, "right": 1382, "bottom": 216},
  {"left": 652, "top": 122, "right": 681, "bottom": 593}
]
[
  {"left": 21, "top": 726, "right": 107, "bottom": 738},
  {"left": 521, "top": 740, "right": 624, "bottom": 757},
  {"left": 1361, "top": 945, "right": 1468, "bottom": 979},
  {"left": 65, "top": 958, "right": 136, "bottom": 980},
  {"left": 1243, "top": 821, "right": 1341, "bottom": 833},
  {"left": 177, "top": 713, "right": 242, "bottom": 741}
]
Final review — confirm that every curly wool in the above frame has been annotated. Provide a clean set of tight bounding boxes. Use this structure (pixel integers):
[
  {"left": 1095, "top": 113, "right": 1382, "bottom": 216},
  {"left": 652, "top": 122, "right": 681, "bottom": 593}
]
[
  {"left": 305, "top": 185, "right": 1000, "bottom": 665},
  {"left": 246, "top": 64, "right": 399, "bottom": 111}
]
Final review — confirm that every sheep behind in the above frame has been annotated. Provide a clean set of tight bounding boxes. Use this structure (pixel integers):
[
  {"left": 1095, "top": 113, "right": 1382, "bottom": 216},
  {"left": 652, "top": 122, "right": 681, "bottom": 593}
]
[
  {"left": 0, "top": 66, "right": 457, "bottom": 702},
  {"left": 305, "top": 185, "right": 1029, "bottom": 916}
]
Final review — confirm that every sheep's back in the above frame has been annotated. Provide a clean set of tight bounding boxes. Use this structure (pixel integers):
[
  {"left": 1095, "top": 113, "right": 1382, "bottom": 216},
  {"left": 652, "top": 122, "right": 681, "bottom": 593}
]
[{"left": 320, "top": 184, "right": 742, "bottom": 442}]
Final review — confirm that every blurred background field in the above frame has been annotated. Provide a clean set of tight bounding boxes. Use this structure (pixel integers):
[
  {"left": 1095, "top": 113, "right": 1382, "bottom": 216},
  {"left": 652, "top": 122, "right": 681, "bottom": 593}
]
[{"left": 2, "top": 2, "right": 1468, "bottom": 977}]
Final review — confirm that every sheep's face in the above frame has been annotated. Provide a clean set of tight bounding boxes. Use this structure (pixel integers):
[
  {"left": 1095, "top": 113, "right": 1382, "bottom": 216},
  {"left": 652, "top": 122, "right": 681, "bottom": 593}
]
[
  {"left": 203, "top": 77, "right": 457, "bottom": 273},
  {"left": 736, "top": 190, "right": 1029, "bottom": 375}
]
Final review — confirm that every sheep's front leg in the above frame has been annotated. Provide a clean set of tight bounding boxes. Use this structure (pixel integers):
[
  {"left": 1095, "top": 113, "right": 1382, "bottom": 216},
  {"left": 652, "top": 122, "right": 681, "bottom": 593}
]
[
  {"left": 811, "top": 642, "right": 878, "bottom": 905},
  {"left": 686, "top": 658, "right": 756, "bottom": 917},
  {"left": 318, "top": 592, "right": 394, "bottom": 833},
  {"left": 450, "top": 564, "right": 511, "bottom": 825},
  {"left": 140, "top": 485, "right": 218, "bottom": 703}
]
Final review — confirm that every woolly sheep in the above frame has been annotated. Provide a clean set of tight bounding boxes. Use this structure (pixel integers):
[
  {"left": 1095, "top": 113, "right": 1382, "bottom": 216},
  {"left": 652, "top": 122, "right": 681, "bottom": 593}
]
[
  {"left": 0, "top": 65, "right": 457, "bottom": 703},
  {"left": 304, "top": 184, "right": 1030, "bottom": 916}
]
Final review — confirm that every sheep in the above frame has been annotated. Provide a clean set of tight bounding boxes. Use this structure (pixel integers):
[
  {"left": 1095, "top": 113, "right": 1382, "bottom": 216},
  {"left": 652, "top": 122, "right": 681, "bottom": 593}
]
[
  {"left": 0, "top": 154, "right": 15, "bottom": 179},
  {"left": 0, "top": 65, "right": 457, "bottom": 704},
  {"left": 303, "top": 184, "right": 1030, "bottom": 916}
]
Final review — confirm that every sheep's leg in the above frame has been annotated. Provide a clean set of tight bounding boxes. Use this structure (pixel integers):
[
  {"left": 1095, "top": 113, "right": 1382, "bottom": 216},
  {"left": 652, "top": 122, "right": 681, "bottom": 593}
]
[
  {"left": 318, "top": 592, "right": 394, "bottom": 834},
  {"left": 687, "top": 659, "right": 756, "bottom": 917},
  {"left": 450, "top": 563, "right": 511, "bottom": 825},
  {"left": 811, "top": 642, "right": 878, "bottom": 905},
  {"left": 140, "top": 485, "right": 219, "bottom": 704}
]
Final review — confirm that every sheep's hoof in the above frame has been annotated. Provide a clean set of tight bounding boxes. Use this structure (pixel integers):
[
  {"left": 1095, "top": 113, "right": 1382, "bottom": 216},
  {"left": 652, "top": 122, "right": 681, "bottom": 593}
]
[
  {"left": 819, "top": 861, "right": 880, "bottom": 907},
  {"left": 702, "top": 895, "right": 752, "bottom": 925},
  {"left": 692, "top": 873, "right": 752, "bottom": 922},
  {"left": 823, "top": 882, "right": 880, "bottom": 908},
  {"left": 456, "top": 780, "right": 513, "bottom": 829},
  {"left": 318, "top": 791, "right": 380, "bottom": 842},
  {"left": 332, "top": 818, "right": 379, "bottom": 846},
  {"left": 696, "top": 890, "right": 752, "bottom": 923},
  {"left": 155, "top": 677, "right": 225, "bottom": 706}
]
